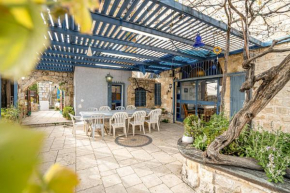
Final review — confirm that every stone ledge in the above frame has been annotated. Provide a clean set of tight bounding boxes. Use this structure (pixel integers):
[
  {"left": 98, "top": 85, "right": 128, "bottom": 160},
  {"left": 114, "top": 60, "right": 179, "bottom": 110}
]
[{"left": 177, "top": 138, "right": 290, "bottom": 193}]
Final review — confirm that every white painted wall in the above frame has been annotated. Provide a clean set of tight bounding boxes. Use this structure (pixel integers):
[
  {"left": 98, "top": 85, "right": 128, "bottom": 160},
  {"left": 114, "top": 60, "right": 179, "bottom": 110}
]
[{"left": 74, "top": 67, "right": 131, "bottom": 115}]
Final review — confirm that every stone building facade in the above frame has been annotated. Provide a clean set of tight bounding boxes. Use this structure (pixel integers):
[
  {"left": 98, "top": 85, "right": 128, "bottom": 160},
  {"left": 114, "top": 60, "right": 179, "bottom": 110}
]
[{"left": 219, "top": 42, "right": 290, "bottom": 133}]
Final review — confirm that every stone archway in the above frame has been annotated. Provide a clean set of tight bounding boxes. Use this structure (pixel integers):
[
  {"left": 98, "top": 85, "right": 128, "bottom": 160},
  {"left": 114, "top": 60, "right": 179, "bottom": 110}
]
[{"left": 18, "top": 70, "right": 74, "bottom": 112}]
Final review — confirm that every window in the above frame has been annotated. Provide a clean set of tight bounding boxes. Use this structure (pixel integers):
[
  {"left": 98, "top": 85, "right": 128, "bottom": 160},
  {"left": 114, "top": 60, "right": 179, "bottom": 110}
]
[
  {"left": 135, "top": 88, "right": 146, "bottom": 107},
  {"left": 155, "top": 83, "right": 161, "bottom": 106}
]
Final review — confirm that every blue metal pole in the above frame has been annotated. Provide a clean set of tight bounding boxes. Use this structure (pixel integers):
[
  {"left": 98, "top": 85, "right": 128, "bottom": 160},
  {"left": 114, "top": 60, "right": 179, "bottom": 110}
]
[
  {"left": 14, "top": 80, "right": 18, "bottom": 107},
  {"left": 172, "top": 81, "right": 175, "bottom": 123}
]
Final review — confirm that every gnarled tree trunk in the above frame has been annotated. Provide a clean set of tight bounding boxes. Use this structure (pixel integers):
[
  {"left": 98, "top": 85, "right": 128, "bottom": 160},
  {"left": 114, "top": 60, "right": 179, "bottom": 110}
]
[{"left": 204, "top": 53, "right": 290, "bottom": 166}]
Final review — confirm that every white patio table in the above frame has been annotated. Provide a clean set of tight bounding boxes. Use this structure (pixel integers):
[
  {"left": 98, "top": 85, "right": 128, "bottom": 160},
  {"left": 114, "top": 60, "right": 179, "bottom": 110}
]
[{"left": 79, "top": 108, "right": 152, "bottom": 136}]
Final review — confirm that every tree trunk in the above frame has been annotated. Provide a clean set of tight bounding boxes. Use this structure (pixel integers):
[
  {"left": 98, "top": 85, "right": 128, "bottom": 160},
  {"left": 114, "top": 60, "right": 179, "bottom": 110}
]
[
  {"left": 220, "top": 27, "right": 230, "bottom": 112},
  {"left": 205, "top": 53, "right": 290, "bottom": 162}
]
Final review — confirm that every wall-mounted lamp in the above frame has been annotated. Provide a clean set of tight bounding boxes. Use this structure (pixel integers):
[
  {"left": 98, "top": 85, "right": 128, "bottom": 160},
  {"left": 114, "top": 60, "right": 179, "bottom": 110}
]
[
  {"left": 167, "top": 84, "right": 173, "bottom": 94},
  {"left": 105, "top": 73, "right": 113, "bottom": 83},
  {"left": 21, "top": 77, "right": 25, "bottom": 80}
]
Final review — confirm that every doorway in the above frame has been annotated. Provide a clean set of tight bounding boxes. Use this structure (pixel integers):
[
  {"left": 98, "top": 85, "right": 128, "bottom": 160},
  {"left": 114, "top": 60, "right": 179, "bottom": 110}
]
[
  {"left": 111, "top": 85, "right": 122, "bottom": 110},
  {"left": 176, "top": 78, "right": 222, "bottom": 121}
]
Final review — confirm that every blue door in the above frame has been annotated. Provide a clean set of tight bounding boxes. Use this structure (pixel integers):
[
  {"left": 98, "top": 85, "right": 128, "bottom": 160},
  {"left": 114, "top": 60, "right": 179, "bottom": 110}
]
[{"left": 230, "top": 74, "right": 246, "bottom": 117}]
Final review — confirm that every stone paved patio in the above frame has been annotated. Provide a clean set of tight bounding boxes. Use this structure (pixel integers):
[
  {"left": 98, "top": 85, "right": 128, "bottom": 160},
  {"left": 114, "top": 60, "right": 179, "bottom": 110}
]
[
  {"left": 22, "top": 110, "right": 70, "bottom": 126},
  {"left": 35, "top": 123, "right": 194, "bottom": 193}
]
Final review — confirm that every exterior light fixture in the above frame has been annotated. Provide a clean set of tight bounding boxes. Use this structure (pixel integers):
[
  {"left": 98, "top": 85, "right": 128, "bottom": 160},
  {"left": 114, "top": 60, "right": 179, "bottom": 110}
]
[
  {"left": 120, "top": 26, "right": 170, "bottom": 41},
  {"left": 21, "top": 77, "right": 25, "bottom": 80},
  {"left": 105, "top": 73, "right": 113, "bottom": 83},
  {"left": 193, "top": 33, "right": 205, "bottom": 48},
  {"left": 87, "top": 44, "right": 93, "bottom": 56},
  {"left": 167, "top": 84, "right": 173, "bottom": 95},
  {"left": 101, "top": 52, "right": 136, "bottom": 59}
]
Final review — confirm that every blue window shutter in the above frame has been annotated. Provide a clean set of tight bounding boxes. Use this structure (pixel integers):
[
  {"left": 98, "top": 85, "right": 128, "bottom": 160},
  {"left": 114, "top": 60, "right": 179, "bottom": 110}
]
[
  {"left": 155, "top": 83, "right": 161, "bottom": 106},
  {"left": 135, "top": 88, "right": 146, "bottom": 107}
]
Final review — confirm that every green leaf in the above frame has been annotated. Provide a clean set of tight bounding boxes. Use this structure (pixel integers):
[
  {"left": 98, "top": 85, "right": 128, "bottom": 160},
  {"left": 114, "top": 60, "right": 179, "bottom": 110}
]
[
  {"left": 44, "top": 164, "right": 79, "bottom": 193},
  {"left": 0, "top": 121, "right": 44, "bottom": 193},
  {"left": 0, "top": 2, "right": 48, "bottom": 80}
]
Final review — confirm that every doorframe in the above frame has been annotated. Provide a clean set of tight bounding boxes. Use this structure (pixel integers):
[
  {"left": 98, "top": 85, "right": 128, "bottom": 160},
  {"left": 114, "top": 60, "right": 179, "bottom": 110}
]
[{"left": 108, "top": 82, "right": 125, "bottom": 108}]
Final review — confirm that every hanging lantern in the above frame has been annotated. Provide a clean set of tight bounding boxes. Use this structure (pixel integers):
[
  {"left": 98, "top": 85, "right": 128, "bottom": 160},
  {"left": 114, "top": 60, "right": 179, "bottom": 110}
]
[
  {"left": 105, "top": 73, "right": 113, "bottom": 82},
  {"left": 193, "top": 33, "right": 205, "bottom": 48},
  {"left": 197, "top": 69, "right": 205, "bottom": 76},
  {"left": 87, "top": 45, "right": 93, "bottom": 56}
]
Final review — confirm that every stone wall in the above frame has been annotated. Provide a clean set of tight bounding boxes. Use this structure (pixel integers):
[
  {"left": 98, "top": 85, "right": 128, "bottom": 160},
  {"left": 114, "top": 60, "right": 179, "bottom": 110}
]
[
  {"left": 18, "top": 70, "right": 74, "bottom": 111},
  {"left": 182, "top": 158, "right": 279, "bottom": 193},
  {"left": 127, "top": 77, "right": 155, "bottom": 108},
  {"left": 219, "top": 42, "right": 290, "bottom": 133}
]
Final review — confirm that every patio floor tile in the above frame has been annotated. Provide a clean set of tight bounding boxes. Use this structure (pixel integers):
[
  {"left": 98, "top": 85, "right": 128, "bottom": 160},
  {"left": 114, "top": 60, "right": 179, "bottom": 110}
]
[
  {"left": 140, "top": 173, "right": 162, "bottom": 188},
  {"left": 126, "top": 183, "right": 150, "bottom": 193},
  {"left": 102, "top": 173, "right": 122, "bottom": 187},
  {"left": 121, "top": 173, "right": 142, "bottom": 188},
  {"left": 105, "top": 183, "right": 127, "bottom": 193},
  {"left": 116, "top": 166, "right": 135, "bottom": 177},
  {"left": 149, "top": 184, "right": 173, "bottom": 193}
]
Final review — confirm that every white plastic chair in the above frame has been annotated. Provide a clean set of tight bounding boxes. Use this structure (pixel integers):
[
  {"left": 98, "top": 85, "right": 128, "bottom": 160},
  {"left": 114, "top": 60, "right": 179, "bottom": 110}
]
[
  {"left": 128, "top": 111, "right": 146, "bottom": 136},
  {"left": 126, "top": 105, "right": 136, "bottom": 110},
  {"left": 90, "top": 114, "right": 105, "bottom": 140},
  {"left": 155, "top": 108, "right": 162, "bottom": 124},
  {"left": 87, "top": 107, "right": 97, "bottom": 111},
  {"left": 116, "top": 106, "right": 125, "bottom": 110},
  {"left": 69, "top": 113, "right": 85, "bottom": 136},
  {"left": 145, "top": 109, "right": 160, "bottom": 133},
  {"left": 109, "top": 112, "right": 128, "bottom": 138},
  {"left": 99, "top": 106, "right": 111, "bottom": 111}
]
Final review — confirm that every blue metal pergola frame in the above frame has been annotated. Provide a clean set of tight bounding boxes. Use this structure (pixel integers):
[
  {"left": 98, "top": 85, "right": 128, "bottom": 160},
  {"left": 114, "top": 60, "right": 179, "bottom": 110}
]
[{"left": 37, "top": 0, "right": 262, "bottom": 73}]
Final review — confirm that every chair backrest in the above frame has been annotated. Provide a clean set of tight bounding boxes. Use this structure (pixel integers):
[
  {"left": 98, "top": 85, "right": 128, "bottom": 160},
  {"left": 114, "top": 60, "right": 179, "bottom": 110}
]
[
  {"left": 69, "top": 113, "right": 76, "bottom": 125},
  {"left": 147, "top": 109, "right": 160, "bottom": 123},
  {"left": 116, "top": 106, "right": 125, "bottom": 111},
  {"left": 99, "top": 106, "right": 111, "bottom": 111},
  {"left": 111, "top": 112, "right": 128, "bottom": 126},
  {"left": 87, "top": 107, "right": 97, "bottom": 111},
  {"left": 126, "top": 105, "right": 136, "bottom": 110},
  {"left": 132, "top": 111, "right": 146, "bottom": 124},
  {"left": 155, "top": 109, "right": 162, "bottom": 115},
  {"left": 182, "top": 104, "right": 189, "bottom": 118},
  {"left": 90, "top": 114, "right": 105, "bottom": 127}
]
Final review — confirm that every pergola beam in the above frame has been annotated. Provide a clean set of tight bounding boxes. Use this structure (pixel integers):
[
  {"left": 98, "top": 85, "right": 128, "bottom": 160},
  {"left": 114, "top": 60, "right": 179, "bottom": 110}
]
[
  {"left": 50, "top": 27, "right": 204, "bottom": 60},
  {"left": 42, "top": 50, "right": 182, "bottom": 68},
  {"left": 48, "top": 41, "right": 190, "bottom": 66},
  {"left": 90, "top": 13, "right": 215, "bottom": 50},
  {"left": 155, "top": 0, "right": 262, "bottom": 46}
]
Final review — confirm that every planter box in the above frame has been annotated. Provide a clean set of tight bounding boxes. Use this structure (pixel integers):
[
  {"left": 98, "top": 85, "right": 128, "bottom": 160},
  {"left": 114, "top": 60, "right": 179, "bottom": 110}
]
[{"left": 177, "top": 139, "right": 290, "bottom": 193}]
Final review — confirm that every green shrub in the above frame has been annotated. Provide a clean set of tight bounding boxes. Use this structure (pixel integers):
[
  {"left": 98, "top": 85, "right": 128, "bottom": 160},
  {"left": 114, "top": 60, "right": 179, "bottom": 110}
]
[
  {"left": 62, "top": 106, "right": 74, "bottom": 120},
  {"left": 161, "top": 119, "right": 169, "bottom": 123},
  {"left": 184, "top": 114, "right": 290, "bottom": 183},
  {"left": 1, "top": 107, "right": 21, "bottom": 123}
]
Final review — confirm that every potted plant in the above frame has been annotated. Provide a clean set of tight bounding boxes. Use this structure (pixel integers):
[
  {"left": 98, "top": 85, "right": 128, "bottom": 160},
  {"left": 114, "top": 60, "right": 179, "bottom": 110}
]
[{"left": 182, "top": 115, "right": 203, "bottom": 143}]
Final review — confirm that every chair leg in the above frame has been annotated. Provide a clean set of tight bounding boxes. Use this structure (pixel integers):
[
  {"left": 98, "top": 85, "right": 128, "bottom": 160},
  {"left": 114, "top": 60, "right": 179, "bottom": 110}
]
[
  {"left": 132, "top": 125, "right": 135, "bottom": 136},
  {"left": 157, "top": 121, "right": 160, "bottom": 131},
  {"left": 92, "top": 128, "right": 95, "bottom": 140},
  {"left": 113, "top": 127, "right": 116, "bottom": 138},
  {"left": 124, "top": 126, "right": 127, "bottom": 138},
  {"left": 101, "top": 126, "right": 104, "bottom": 140},
  {"left": 148, "top": 123, "right": 151, "bottom": 133},
  {"left": 142, "top": 124, "right": 145, "bottom": 135}
]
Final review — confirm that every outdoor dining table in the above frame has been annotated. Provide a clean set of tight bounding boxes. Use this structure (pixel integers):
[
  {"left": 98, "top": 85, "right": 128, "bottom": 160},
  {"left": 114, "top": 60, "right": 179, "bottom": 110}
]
[{"left": 79, "top": 108, "right": 152, "bottom": 136}]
